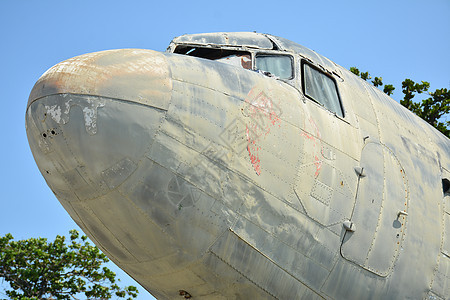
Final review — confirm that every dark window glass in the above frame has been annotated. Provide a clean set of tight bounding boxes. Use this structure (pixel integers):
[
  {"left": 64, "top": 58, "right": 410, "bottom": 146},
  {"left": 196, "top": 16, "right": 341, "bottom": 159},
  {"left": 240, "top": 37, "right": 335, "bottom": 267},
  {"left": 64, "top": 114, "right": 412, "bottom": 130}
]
[
  {"left": 303, "top": 63, "right": 344, "bottom": 117},
  {"left": 443, "top": 178, "right": 450, "bottom": 195}
]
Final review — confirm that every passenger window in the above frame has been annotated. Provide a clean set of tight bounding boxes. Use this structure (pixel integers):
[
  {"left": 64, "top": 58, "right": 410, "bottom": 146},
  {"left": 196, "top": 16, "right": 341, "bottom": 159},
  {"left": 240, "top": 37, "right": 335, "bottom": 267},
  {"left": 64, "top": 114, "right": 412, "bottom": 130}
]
[
  {"left": 255, "top": 55, "right": 293, "bottom": 80},
  {"left": 302, "top": 63, "right": 344, "bottom": 117}
]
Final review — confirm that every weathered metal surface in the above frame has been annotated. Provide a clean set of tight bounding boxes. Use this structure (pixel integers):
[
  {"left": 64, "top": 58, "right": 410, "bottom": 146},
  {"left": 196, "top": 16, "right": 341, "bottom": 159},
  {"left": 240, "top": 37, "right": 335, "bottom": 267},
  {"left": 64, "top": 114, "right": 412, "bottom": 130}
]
[
  {"left": 341, "top": 142, "right": 408, "bottom": 276},
  {"left": 26, "top": 32, "right": 450, "bottom": 299},
  {"left": 170, "top": 32, "right": 274, "bottom": 50}
]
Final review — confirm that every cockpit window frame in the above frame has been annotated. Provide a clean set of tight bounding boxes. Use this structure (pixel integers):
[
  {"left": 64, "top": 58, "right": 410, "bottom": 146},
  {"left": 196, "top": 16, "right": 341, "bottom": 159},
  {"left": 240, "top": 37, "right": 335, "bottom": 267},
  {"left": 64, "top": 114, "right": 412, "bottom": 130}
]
[
  {"left": 301, "top": 60, "right": 345, "bottom": 118},
  {"left": 254, "top": 53, "right": 295, "bottom": 80},
  {"left": 173, "top": 45, "right": 251, "bottom": 60},
  {"left": 172, "top": 44, "right": 296, "bottom": 80}
]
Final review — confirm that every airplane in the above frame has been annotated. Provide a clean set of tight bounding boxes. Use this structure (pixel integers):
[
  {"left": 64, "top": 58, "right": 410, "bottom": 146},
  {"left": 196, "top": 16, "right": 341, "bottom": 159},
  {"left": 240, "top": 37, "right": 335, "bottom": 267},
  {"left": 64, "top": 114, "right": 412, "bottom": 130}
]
[{"left": 26, "top": 32, "right": 449, "bottom": 299}]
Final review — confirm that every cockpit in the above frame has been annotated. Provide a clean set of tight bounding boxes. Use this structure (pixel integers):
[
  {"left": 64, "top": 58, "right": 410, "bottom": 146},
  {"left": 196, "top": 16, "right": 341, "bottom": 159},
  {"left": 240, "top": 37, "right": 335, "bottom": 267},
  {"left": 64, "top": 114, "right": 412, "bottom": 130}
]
[
  {"left": 167, "top": 32, "right": 344, "bottom": 118},
  {"left": 171, "top": 45, "right": 294, "bottom": 80}
]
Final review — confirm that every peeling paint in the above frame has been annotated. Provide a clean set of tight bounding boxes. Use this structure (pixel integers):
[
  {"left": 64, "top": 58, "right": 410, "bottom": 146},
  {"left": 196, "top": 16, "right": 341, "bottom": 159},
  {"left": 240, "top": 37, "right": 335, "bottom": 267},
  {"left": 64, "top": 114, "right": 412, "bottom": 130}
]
[
  {"left": 44, "top": 100, "right": 71, "bottom": 124},
  {"left": 44, "top": 95, "right": 105, "bottom": 135}
]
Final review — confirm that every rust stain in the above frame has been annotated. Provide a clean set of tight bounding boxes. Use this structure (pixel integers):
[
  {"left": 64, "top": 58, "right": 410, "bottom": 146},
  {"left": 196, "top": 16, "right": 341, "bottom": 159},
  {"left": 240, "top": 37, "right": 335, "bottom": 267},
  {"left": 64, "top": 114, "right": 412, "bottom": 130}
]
[{"left": 240, "top": 54, "right": 251, "bottom": 70}]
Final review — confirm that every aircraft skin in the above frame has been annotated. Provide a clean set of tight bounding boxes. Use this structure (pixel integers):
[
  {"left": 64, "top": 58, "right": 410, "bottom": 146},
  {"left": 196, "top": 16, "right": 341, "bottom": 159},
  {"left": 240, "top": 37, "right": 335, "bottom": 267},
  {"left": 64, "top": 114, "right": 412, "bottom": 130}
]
[{"left": 26, "top": 32, "right": 450, "bottom": 299}]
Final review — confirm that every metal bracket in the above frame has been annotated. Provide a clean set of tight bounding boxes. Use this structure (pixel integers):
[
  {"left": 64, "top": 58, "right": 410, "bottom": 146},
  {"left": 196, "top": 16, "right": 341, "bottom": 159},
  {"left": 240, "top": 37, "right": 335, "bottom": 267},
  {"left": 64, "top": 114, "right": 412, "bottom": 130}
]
[
  {"left": 343, "top": 220, "right": 356, "bottom": 232},
  {"left": 354, "top": 166, "right": 365, "bottom": 177},
  {"left": 397, "top": 210, "right": 408, "bottom": 218}
]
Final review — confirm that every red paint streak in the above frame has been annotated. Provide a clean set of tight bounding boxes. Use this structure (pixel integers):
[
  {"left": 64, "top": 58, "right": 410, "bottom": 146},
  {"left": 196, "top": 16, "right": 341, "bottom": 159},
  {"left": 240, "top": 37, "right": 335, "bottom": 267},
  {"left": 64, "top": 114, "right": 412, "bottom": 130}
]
[
  {"left": 314, "top": 155, "right": 322, "bottom": 177},
  {"left": 245, "top": 89, "right": 281, "bottom": 175},
  {"left": 301, "top": 132, "right": 315, "bottom": 140},
  {"left": 301, "top": 117, "right": 323, "bottom": 178},
  {"left": 247, "top": 144, "right": 261, "bottom": 175}
]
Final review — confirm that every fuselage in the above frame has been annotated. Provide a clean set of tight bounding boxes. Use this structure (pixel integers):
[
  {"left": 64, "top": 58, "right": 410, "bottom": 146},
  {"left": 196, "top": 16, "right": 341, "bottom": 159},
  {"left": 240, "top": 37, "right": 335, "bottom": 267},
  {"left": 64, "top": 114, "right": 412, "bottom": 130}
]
[{"left": 26, "top": 32, "right": 450, "bottom": 299}]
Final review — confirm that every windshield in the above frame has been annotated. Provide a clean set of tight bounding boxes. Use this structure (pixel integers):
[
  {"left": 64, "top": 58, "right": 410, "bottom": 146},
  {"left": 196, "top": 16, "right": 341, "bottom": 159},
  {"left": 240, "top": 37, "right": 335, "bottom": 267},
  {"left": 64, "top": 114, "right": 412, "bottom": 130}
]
[
  {"left": 173, "top": 46, "right": 294, "bottom": 80},
  {"left": 255, "top": 55, "right": 293, "bottom": 79}
]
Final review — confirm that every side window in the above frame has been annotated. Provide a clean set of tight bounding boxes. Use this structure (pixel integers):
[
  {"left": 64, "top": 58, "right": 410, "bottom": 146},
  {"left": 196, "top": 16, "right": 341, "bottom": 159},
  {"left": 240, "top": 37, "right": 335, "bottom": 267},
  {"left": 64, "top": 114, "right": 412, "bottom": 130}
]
[
  {"left": 255, "top": 55, "right": 293, "bottom": 80},
  {"left": 302, "top": 62, "right": 344, "bottom": 117}
]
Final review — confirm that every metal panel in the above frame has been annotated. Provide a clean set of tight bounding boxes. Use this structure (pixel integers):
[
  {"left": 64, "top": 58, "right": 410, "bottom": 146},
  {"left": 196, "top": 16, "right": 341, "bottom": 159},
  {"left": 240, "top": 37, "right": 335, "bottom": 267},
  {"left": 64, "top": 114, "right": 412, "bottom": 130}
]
[
  {"left": 341, "top": 142, "right": 408, "bottom": 276},
  {"left": 232, "top": 217, "right": 330, "bottom": 291},
  {"left": 171, "top": 32, "right": 274, "bottom": 49},
  {"left": 431, "top": 167, "right": 450, "bottom": 298},
  {"left": 341, "top": 142, "right": 384, "bottom": 265},
  {"left": 210, "top": 228, "right": 323, "bottom": 299},
  {"left": 430, "top": 212, "right": 450, "bottom": 298},
  {"left": 295, "top": 160, "right": 357, "bottom": 228}
]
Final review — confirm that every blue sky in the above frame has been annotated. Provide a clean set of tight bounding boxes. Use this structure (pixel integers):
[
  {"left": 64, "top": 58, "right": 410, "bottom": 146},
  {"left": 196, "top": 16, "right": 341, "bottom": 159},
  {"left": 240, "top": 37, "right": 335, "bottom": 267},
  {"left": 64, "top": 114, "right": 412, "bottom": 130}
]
[{"left": 0, "top": 0, "right": 448, "bottom": 299}]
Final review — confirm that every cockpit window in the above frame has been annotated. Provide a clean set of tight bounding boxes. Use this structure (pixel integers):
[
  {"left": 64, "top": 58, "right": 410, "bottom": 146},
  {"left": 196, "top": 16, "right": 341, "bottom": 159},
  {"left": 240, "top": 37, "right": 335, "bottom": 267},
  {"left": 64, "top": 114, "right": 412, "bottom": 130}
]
[
  {"left": 174, "top": 46, "right": 251, "bottom": 69},
  {"left": 302, "top": 62, "right": 344, "bottom": 117},
  {"left": 255, "top": 55, "right": 293, "bottom": 79},
  {"left": 173, "top": 46, "right": 294, "bottom": 79}
]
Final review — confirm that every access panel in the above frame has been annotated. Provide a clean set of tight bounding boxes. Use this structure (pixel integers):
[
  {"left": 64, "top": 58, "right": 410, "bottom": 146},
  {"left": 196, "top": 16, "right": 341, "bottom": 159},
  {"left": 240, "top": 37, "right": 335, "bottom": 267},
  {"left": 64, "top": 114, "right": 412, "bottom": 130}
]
[{"left": 341, "top": 142, "right": 408, "bottom": 276}]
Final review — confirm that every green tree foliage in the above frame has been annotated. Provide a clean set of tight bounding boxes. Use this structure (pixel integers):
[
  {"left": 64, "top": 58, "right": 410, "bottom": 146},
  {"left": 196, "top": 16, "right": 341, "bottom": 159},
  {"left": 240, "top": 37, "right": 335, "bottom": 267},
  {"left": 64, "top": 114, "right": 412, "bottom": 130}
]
[
  {"left": 0, "top": 230, "right": 138, "bottom": 300},
  {"left": 349, "top": 67, "right": 395, "bottom": 95},
  {"left": 350, "top": 67, "right": 449, "bottom": 138}
]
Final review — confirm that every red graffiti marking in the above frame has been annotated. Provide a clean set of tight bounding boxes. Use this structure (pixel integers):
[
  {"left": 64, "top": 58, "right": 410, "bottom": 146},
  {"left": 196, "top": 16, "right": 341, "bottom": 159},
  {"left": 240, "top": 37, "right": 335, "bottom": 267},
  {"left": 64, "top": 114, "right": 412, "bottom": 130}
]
[
  {"left": 301, "top": 118, "right": 323, "bottom": 177},
  {"left": 246, "top": 127, "right": 261, "bottom": 175},
  {"left": 244, "top": 88, "right": 281, "bottom": 175}
]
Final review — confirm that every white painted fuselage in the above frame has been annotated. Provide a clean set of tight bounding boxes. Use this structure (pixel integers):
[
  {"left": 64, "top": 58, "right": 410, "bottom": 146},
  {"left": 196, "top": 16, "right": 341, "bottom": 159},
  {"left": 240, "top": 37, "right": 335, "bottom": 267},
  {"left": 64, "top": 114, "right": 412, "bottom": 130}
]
[{"left": 26, "top": 32, "right": 450, "bottom": 299}]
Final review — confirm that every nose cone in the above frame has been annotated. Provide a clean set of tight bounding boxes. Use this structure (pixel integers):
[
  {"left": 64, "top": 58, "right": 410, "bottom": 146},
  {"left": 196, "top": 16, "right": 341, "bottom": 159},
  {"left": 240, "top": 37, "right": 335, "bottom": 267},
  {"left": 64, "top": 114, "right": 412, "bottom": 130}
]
[
  {"left": 26, "top": 48, "right": 187, "bottom": 278},
  {"left": 26, "top": 49, "right": 171, "bottom": 202},
  {"left": 28, "top": 49, "right": 171, "bottom": 110}
]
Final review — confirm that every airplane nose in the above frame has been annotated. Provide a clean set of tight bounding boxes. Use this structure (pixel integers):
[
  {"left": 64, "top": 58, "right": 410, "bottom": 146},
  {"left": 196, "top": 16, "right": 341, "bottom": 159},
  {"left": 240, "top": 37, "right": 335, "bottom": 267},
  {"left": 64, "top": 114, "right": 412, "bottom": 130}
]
[
  {"left": 26, "top": 49, "right": 224, "bottom": 296},
  {"left": 26, "top": 49, "right": 243, "bottom": 297},
  {"left": 26, "top": 49, "right": 171, "bottom": 202}
]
